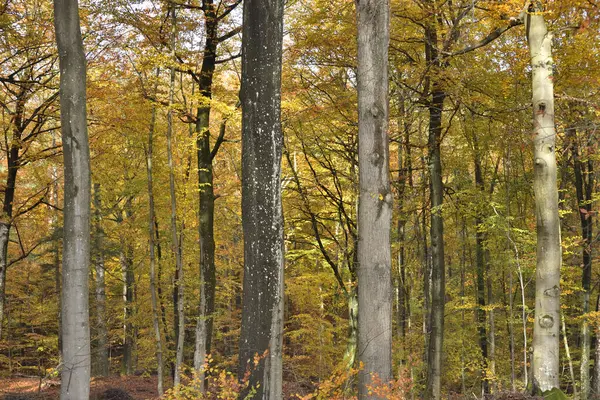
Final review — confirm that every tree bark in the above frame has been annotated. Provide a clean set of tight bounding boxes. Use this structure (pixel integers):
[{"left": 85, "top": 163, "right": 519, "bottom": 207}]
[
  {"left": 145, "top": 76, "right": 164, "bottom": 395},
  {"left": 92, "top": 184, "right": 109, "bottom": 376},
  {"left": 193, "top": 0, "right": 218, "bottom": 384},
  {"left": 526, "top": 4, "right": 561, "bottom": 393},
  {"left": 165, "top": 5, "right": 185, "bottom": 388},
  {"left": 238, "top": 0, "right": 285, "bottom": 398},
  {"left": 474, "top": 162, "right": 489, "bottom": 395},
  {"left": 355, "top": 0, "right": 392, "bottom": 397},
  {"left": 569, "top": 126, "right": 593, "bottom": 398},
  {"left": 0, "top": 95, "right": 23, "bottom": 341},
  {"left": 120, "top": 229, "right": 135, "bottom": 375},
  {"left": 425, "top": 83, "right": 446, "bottom": 400},
  {"left": 53, "top": 0, "right": 91, "bottom": 398}
]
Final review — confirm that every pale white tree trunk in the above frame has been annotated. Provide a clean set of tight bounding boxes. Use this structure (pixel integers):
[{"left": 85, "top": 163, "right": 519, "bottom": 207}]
[
  {"left": 526, "top": 5, "right": 561, "bottom": 393},
  {"left": 356, "top": 0, "right": 393, "bottom": 398}
]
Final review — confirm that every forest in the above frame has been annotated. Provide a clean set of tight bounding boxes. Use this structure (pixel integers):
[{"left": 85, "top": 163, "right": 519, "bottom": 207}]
[{"left": 0, "top": 0, "right": 599, "bottom": 399}]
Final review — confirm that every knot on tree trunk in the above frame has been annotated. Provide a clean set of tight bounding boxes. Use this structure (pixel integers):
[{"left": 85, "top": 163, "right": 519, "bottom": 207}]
[{"left": 538, "top": 314, "right": 554, "bottom": 329}]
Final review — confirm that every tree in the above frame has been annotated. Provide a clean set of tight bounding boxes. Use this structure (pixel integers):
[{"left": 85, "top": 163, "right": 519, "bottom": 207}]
[
  {"left": 237, "top": 0, "right": 285, "bottom": 397},
  {"left": 0, "top": 0, "right": 60, "bottom": 340},
  {"left": 165, "top": 4, "right": 185, "bottom": 388},
  {"left": 53, "top": 0, "right": 91, "bottom": 398},
  {"left": 92, "top": 183, "right": 109, "bottom": 376},
  {"left": 355, "top": 0, "right": 393, "bottom": 397},
  {"left": 526, "top": 1, "right": 561, "bottom": 393},
  {"left": 189, "top": 0, "right": 241, "bottom": 386}
]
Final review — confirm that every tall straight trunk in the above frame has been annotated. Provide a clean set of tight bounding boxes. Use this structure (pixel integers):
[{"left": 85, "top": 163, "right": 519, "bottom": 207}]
[
  {"left": 425, "top": 81, "right": 446, "bottom": 400},
  {"left": 526, "top": 4, "right": 561, "bottom": 393},
  {"left": 561, "top": 312, "right": 577, "bottom": 395},
  {"left": 92, "top": 184, "right": 109, "bottom": 376},
  {"left": 145, "top": 80, "right": 164, "bottom": 395},
  {"left": 0, "top": 97, "right": 23, "bottom": 340},
  {"left": 355, "top": 0, "right": 392, "bottom": 397},
  {"left": 595, "top": 295, "right": 600, "bottom": 394},
  {"left": 397, "top": 94, "right": 410, "bottom": 342},
  {"left": 569, "top": 127, "right": 594, "bottom": 398},
  {"left": 53, "top": 0, "right": 91, "bottom": 398},
  {"left": 120, "top": 235, "right": 135, "bottom": 375},
  {"left": 238, "top": 0, "right": 285, "bottom": 398},
  {"left": 50, "top": 148, "right": 62, "bottom": 356},
  {"left": 193, "top": 0, "right": 217, "bottom": 383},
  {"left": 473, "top": 137, "right": 489, "bottom": 394},
  {"left": 423, "top": 7, "right": 446, "bottom": 399},
  {"left": 166, "top": 5, "right": 185, "bottom": 388},
  {"left": 487, "top": 265, "right": 496, "bottom": 392}
]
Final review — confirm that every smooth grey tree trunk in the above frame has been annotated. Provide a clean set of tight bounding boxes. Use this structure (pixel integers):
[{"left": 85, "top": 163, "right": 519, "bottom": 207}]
[
  {"left": 93, "top": 184, "right": 109, "bottom": 376},
  {"left": 238, "top": 0, "right": 285, "bottom": 398},
  {"left": 145, "top": 75, "right": 164, "bottom": 394},
  {"left": 355, "top": 0, "right": 392, "bottom": 398},
  {"left": 53, "top": 0, "right": 91, "bottom": 398},
  {"left": 165, "top": 5, "right": 185, "bottom": 388},
  {"left": 526, "top": 4, "right": 561, "bottom": 393}
]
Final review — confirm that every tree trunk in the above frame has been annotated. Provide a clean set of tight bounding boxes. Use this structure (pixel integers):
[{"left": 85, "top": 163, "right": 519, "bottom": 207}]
[
  {"left": 238, "top": 0, "right": 285, "bottom": 398},
  {"left": 569, "top": 126, "right": 593, "bottom": 398},
  {"left": 0, "top": 96, "right": 23, "bottom": 341},
  {"left": 595, "top": 295, "right": 600, "bottom": 394},
  {"left": 355, "top": 0, "right": 392, "bottom": 397},
  {"left": 193, "top": 1, "right": 218, "bottom": 385},
  {"left": 425, "top": 84, "right": 446, "bottom": 400},
  {"left": 53, "top": 0, "right": 91, "bottom": 398},
  {"left": 120, "top": 236, "right": 135, "bottom": 375},
  {"left": 165, "top": 5, "right": 185, "bottom": 388},
  {"left": 473, "top": 137, "right": 489, "bottom": 394},
  {"left": 92, "top": 184, "right": 109, "bottom": 376},
  {"left": 145, "top": 79, "right": 164, "bottom": 395},
  {"left": 526, "top": 5, "right": 561, "bottom": 393}
]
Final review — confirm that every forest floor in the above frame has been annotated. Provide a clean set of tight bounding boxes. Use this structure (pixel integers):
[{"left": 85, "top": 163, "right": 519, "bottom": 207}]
[
  {"left": 0, "top": 376, "right": 546, "bottom": 400},
  {"left": 0, "top": 376, "right": 160, "bottom": 399},
  {"left": 0, "top": 376, "right": 313, "bottom": 399}
]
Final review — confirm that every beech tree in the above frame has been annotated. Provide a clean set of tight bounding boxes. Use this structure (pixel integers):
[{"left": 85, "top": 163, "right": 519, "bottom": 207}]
[
  {"left": 237, "top": 0, "right": 285, "bottom": 398},
  {"left": 526, "top": 1, "right": 561, "bottom": 393},
  {"left": 53, "top": 0, "right": 91, "bottom": 398},
  {"left": 355, "top": 0, "right": 393, "bottom": 397}
]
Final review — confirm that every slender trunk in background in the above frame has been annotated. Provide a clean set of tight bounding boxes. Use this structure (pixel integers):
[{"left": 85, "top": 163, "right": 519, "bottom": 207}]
[
  {"left": 93, "top": 184, "right": 109, "bottom": 376},
  {"left": 53, "top": 0, "right": 91, "bottom": 398},
  {"left": 193, "top": 1, "right": 217, "bottom": 385},
  {"left": 396, "top": 94, "right": 410, "bottom": 343},
  {"left": 460, "top": 219, "right": 467, "bottom": 395},
  {"left": 238, "top": 0, "right": 285, "bottom": 398},
  {"left": 425, "top": 82, "right": 446, "bottom": 400},
  {"left": 595, "top": 295, "right": 600, "bottom": 394},
  {"left": 0, "top": 97, "right": 23, "bottom": 341},
  {"left": 474, "top": 158, "right": 489, "bottom": 395},
  {"left": 561, "top": 312, "right": 577, "bottom": 395},
  {"left": 569, "top": 127, "right": 594, "bottom": 398},
  {"left": 164, "top": 5, "right": 185, "bottom": 388},
  {"left": 120, "top": 223, "right": 135, "bottom": 376},
  {"left": 526, "top": 4, "right": 561, "bottom": 393},
  {"left": 487, "top": 264, "right": 496, "bottom": 392},
  {"left": 145, "top": 77, "right": 164, "bottom": 394},
  {"left": 50, "top": 142, "right": 62, "bottom": 356},
  {"left": 355, "top": 0, "right": 392, "bottom": 397}
]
